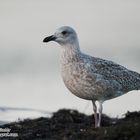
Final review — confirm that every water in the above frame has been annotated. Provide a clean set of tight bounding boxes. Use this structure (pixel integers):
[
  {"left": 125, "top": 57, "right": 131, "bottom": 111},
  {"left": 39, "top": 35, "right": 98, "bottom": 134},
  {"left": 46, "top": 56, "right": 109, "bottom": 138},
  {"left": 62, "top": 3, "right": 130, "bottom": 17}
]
[{"left": 0, "top": 106, "right": 52, "bottom": 125}]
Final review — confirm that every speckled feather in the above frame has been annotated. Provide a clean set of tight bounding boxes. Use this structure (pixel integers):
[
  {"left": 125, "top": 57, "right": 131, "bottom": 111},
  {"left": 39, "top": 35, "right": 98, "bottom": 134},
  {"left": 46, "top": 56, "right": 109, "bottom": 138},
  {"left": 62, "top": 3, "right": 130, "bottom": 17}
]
[{"left": 61, "top": 45, "right": 140, "bottom": 102}]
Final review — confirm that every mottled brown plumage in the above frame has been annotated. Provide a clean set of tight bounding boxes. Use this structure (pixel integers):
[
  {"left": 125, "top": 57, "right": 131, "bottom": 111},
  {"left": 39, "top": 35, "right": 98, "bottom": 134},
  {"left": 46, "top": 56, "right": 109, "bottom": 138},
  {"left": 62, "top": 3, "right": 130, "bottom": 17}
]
[{"left": 43, "top": 26, "right": 140, "bottom": 128}]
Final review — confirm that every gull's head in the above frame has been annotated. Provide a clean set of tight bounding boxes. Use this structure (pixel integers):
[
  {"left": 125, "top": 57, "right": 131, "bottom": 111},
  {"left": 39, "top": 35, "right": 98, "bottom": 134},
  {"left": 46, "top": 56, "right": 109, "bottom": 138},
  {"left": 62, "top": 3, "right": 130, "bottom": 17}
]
[{"left": 43, "top": 26, "right": 79, "bottom": 47}]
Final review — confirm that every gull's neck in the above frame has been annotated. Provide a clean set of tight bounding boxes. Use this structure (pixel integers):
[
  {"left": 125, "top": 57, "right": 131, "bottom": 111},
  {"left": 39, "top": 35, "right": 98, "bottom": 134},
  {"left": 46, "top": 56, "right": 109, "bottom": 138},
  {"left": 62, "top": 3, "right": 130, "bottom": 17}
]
[{"left": 61, "top": 42, "right": 82, "bottom": 65}]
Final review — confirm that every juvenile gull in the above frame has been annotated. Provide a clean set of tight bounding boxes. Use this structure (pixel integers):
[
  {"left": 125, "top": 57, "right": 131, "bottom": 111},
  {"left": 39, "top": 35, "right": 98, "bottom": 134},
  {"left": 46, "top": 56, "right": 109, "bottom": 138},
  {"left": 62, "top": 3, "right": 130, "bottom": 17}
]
[{"left": 43, "top": 26, "right": 140, "bottom": 127}]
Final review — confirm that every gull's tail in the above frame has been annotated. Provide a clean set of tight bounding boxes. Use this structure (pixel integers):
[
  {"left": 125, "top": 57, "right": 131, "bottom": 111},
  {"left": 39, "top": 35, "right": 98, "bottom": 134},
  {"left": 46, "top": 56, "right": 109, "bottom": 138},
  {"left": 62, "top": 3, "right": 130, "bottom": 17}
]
[{"left": 130, "top": 70, "right": 140, "bottom": 90}]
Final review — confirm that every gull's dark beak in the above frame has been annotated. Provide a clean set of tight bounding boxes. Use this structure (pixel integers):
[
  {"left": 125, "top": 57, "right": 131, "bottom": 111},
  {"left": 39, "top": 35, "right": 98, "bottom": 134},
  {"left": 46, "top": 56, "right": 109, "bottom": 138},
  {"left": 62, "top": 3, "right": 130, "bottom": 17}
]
[{"left": 43, "top": 35, "right": 56, "bottom": 43}]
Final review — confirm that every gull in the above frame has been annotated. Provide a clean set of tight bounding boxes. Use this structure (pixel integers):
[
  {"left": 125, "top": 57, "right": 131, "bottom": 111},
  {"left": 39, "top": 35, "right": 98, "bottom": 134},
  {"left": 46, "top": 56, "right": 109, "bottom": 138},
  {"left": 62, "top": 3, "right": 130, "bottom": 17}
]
[{"left": 43, "top": 26, "right": 140, "bottom": 128}]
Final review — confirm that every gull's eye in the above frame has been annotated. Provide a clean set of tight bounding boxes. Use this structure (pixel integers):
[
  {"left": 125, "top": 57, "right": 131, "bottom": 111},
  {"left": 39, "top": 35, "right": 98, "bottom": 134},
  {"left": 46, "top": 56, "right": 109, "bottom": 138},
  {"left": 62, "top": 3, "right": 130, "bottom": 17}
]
[{"left": 61, "top": 31, "right": 68, "bottom": 35}]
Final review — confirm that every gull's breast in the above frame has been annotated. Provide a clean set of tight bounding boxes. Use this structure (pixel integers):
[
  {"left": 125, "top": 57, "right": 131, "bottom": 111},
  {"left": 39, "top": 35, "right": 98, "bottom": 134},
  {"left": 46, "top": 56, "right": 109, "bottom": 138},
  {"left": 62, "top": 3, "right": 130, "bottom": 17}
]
[{"left": 61, "top": 62, "right": 101, "bottom": 100}]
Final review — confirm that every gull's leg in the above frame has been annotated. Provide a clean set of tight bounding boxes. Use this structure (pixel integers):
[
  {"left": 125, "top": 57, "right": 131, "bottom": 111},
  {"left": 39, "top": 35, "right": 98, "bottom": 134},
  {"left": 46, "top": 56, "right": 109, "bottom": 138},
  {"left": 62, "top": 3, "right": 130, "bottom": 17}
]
[
  {"left": 97, "top": 101, "right": 103, "bottom": 127},
  {"left": 92, "top": 101, "right": 98, "bottom": 128}
]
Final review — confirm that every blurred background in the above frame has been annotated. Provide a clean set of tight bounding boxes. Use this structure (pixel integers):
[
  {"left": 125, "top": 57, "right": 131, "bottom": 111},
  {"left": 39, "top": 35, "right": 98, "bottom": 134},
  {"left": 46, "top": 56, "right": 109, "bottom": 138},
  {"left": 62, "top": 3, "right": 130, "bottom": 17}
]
[{"left": 0, "top": 0, "right": 140, "bottom": 123}]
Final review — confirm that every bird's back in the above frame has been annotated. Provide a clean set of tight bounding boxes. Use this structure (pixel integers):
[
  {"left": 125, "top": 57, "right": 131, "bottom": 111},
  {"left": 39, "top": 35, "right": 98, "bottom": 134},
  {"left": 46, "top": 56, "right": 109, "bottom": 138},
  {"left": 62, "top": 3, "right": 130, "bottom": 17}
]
[{"left": 84, "top": 54, "right": 140, "bottom": 93}]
